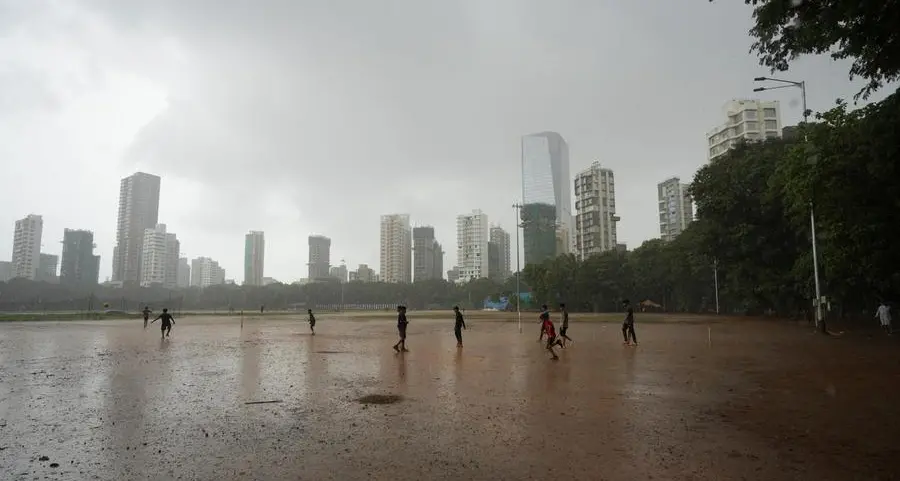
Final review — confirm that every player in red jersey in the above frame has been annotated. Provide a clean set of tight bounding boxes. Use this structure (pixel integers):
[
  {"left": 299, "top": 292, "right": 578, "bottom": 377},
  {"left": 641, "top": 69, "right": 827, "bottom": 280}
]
[{"left": 542, "top": 315, "right": 563, "bottom": 360}]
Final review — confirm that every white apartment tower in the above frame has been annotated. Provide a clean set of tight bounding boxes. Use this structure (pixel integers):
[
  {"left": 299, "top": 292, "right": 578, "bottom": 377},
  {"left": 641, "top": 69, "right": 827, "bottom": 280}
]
[
  {"left": 456, "top": 209, "right": 489, "bottom": 283},
  {"left": 176, "top": 257, "right": 190, "bottom": 288},
  {"left": 380, "top": 214, "right": 412, "bottom": 283},
  {"left": 140, "top": 224, "right": 180, "bottom": 288},
  {"left": 112, "top": 172, "right": 161, "bottom": 284},
  {"left": 11, "top": 214, "right": 43, "bottom": 280},
  {"left": 658, "top": 177, "right": 694, "bottom": 242},
  {"left": 489, "top": 226, "right": 511, "bottom": 279},
  {"left": 707, "top": 100, "right": 782, "bottom": 161},
  {"left": 574, "top": 162, "right": 619, "bottom": 259},
  {"left": 244, "top": 231, "right": 265, "bottom": 286},
  {"left": 191, "top": 257, "right": 225, "bottom": 288}
]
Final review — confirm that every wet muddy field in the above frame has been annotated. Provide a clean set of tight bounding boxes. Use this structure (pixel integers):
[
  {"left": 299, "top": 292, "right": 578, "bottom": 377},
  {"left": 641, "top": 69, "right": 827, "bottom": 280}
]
[{"left": 1, "top": 313, "right": 898, "bottom": 480}]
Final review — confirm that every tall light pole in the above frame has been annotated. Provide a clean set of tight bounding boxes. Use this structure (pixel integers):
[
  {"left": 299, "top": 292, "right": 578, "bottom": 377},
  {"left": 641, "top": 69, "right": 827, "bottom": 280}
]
[
  {"left": 513, "top": 202, "right": 523, "bottom": 333},
  {"left": 713, "top": 258, "right": 720, "bottom": 315},
  {"left": 753, "top": 76, "right": 825, "bottom": 333},
  {"left": 340, "top": 258, "right": 346, "bottom": 312}
]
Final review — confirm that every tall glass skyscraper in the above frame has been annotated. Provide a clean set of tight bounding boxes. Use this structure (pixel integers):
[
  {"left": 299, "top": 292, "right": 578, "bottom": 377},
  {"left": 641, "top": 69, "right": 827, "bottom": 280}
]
[{"left": 521, "top": 132, "right": 572, "bottom": 265}]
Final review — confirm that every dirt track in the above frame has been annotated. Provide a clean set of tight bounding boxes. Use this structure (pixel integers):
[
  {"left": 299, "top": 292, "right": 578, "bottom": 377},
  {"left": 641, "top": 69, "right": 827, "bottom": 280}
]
[{"left": 1, "top": 313, "right": 898, "bottom": 480}]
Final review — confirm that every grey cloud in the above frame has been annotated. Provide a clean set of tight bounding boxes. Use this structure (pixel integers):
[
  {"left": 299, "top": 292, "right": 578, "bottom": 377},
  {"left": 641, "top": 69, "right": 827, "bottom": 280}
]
[{"left": 2, "top": 0, "right": 876, "bottom": 281}]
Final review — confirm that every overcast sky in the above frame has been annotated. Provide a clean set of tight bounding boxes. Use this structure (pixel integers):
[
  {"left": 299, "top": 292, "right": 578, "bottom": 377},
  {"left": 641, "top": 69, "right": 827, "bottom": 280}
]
[{"left": 0, "top": 0, "right": 891, "bottom": 284}]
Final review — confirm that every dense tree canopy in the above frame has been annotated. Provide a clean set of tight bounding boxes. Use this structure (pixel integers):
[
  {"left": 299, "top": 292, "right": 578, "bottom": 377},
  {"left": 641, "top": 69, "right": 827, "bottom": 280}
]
[
  {"left": 722, "top": 0, "right": 900, "bottom": 99},
  {"left": 0, "top": 275, "right": 525, "bottom": 313}
]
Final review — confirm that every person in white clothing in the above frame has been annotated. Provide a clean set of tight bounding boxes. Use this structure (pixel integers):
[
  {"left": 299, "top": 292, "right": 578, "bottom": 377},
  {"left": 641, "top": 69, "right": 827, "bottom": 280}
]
[{"left": 875, "top": 302, "right": 892, "bottom": 335}]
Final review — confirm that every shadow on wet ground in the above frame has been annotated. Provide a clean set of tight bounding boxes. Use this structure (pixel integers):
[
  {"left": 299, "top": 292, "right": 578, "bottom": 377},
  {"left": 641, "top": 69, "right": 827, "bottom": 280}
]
[{"left": 1, "top": 315, "right": 898, "bottom": 480}]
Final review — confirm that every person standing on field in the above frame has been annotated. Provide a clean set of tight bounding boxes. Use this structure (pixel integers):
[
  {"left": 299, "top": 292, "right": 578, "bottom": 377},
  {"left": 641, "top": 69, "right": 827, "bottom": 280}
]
[
  {"left": 876, "top": 301, "right": 892, "bottom": 335},
  {"left": 622, "top": 299, "right": 637, "bottom": 346},
  {"left": 393, "top": 305, "right": 409, "bottom": 353},
  {"left": 453, "top": 306, "right": 467, "bottom": 347},
  {"left": 559, "top": 303, "right": 573, "bottom": 347},
  {"left": 142, "top": 306, "right": 152, "bottom": 329}
]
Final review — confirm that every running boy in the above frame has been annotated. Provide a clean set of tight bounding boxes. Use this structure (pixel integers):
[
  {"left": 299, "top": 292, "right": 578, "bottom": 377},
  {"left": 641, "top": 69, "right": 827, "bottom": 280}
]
[
  {"left": 559, "top": 303, "right": 572, "bottom": 347},
  {"left": 307, "top": 309, "right": 316, "bottom": 335},
  {"left": 542, "top": 313, "right": 563, "bottom": 360},
  {"left": 453, "top": 306, "right": 467, "bottom": 347},
  {"left": 622, "top": 299, "right": 637, "bottom": 346},
  {"left": 150, "top": 308, "right": 175, "bottom": 339},
  {"left": 393, "top": 305, "right": 409, "bottom": 353},
  {"left": 142, "top": 306, "right": 152, "bottom": 329},
  {"left": 537, "top": 305, "right": 551, "bottom": 342}
]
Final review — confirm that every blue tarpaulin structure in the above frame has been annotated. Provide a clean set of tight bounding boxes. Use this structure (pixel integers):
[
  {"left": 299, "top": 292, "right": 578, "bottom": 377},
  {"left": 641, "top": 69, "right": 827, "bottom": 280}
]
[{"left": 483, "top": 293, "right": 532, "bottom": 310}]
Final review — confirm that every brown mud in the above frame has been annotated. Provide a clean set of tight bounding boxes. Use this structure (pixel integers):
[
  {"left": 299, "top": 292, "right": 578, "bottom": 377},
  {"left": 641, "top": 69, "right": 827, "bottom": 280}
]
[{"left": 0, "top": 314, "right": 897, "bottom": 480}]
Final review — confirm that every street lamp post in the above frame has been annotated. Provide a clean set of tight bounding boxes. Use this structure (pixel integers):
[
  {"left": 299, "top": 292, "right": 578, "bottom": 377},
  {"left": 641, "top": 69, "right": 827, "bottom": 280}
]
[
  {"left": 753, "top": 76, "right": 825, "bottom": 333},
  {"left": 713, "top": 258, "right": 720, "bottom": 315},
  {"left": 340, "top": 258, "right": 346, "bottom": 312},
  {"left": 513, "top": 202, "right": 523, "bottom": 333}
]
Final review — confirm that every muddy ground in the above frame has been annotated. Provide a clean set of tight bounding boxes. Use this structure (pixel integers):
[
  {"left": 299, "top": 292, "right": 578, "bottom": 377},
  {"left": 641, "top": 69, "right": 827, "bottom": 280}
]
[{"left": 1, "top": 313, "right": 898, "bottom": 480}]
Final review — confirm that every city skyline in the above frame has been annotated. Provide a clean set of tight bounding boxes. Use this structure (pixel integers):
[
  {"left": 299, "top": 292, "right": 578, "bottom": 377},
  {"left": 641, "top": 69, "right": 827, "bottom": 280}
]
[{"left": 0, "top": 1, "right": 882, "bottom": 284}]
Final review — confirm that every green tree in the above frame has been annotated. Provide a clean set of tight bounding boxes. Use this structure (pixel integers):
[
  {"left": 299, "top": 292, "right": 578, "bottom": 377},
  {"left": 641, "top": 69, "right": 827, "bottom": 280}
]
[
  {"left": 692, "top": 138, "right": 807, "bottom": 315},
  {"left": 726, "top": 0, "right": 900, "bottom": 99},
  {"left": 773, "top": 94, "right": 900, "bottom": 313}
]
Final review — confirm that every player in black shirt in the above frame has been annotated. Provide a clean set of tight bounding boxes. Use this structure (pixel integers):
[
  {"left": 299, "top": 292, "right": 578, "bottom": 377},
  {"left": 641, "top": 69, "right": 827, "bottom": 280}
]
[
  {"left": 307, "top": 309, "right": 316, "bottom": 335},
  {"left": 142, "top": 306, "right": 152, "bottom": 329},
  {"left": 622, "top": 299, "right": 637, "bottom": 346},
  {"left": 559, "top": 303, "right": 573, "bottom": 347},
  {"left": 151, "top": 308, "right": 175, "bottom": 339},
  {"left": 452, "top": 306, "right": 467, "bottom": 347},
  {"left": 393, "top": 305, "right": 409, "bottom": 353}
]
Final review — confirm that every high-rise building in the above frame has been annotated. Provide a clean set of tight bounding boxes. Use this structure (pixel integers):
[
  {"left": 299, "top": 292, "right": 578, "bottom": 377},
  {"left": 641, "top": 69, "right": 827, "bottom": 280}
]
[
  {"left": 0, "top": 261, "right": 11, "bottom": 282},
  {"left": 456, "top": 209, "right": 489, "bottom": 283},
  {"left": 350, "top": 263, "right": 377, "bottom": 283},
  {"left": 190, "top": 257, "right": 225, "bottom": 288},
  {"left": 487, "top": 242, "right": 501, "bottom": 280},
  {"left": 112, "top": 172, "right": 161, "bottom": 285},
  {"left": 433, "top": 242, "right": 444, "bottom": 281},
  {"left": 176, "top": 257, "right": 190, "bottom": 288},
  {"left": 11, "top": 214, "right": 43, "bottom": 280},
  {"left": 308, "top": 235, "right": 331, "bottom": 280},
  {"left": 244, "top": 231, "right": 265, "bottom": 286},
  {"left": 60, "top": 229, "right": 100, "bottom": 286},
  {"left": 380, "top": 214, "right": 412, "bottom": 283},
  {"left": 139, "top": 224, "right": 179, "bottom": 288},
  {"left": 37, "top": 253, "right": 58, "bottom": 283},
  {"left": 489, "top": 226, "right": 511, "bottom": 280},
  {"left": 413, "top": 226, "right": 443, "bottom": 281},
  {"left": 707, "top": 99, "right": 782, "bottom": 161},
  {"left": 574, "top": 162, "right": 620, "bottom": 259},
  {"left": 521, "top": 131, "right": 572, "bottom": 265},
  {"left": 447, "top": 267, "right": 460, "bottom": 283},
  {"left": 329, "top": 264, "right": 348, "bottom": 283},
  {"left": 658, "top": 177, "right": 694, "bottom": 242}
]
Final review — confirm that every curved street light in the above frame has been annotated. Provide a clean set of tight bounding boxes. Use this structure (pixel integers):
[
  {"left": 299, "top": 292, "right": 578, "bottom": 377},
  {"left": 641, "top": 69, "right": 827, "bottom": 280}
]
[{"left": 753, "top": 76, "right": 825, "bottom": 332}]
